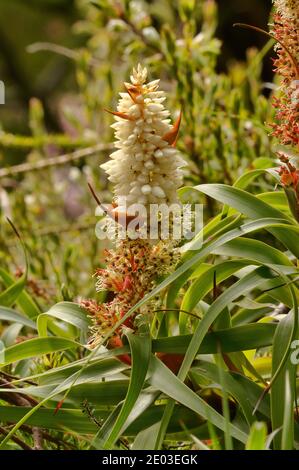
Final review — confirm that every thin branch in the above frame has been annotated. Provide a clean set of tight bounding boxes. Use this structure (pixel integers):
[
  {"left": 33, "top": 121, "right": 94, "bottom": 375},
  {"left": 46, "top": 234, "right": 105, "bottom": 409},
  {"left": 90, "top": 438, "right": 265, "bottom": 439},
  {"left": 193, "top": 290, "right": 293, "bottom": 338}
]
[
  {"left": 17, "top": 424, "right": 76, "bottom": 450},
  {"left": 27, "top": 42, "right": 100, "bottom": 67},
  {"left": 0, "top": 370, "right": 36, "bottom": 386},
  {"left": 0, "top": 379, "right": 34, "bottom": 407},
  {"left": 27, "top": 42, "right": 78, "bottom": 60},
  {"left": 0, "top": 143, "right": 113, "bottom": 178},
  {"left": 0, "top": 426, "right": 32, "bottom": 450},
  {"left": 0, "top": 378, "right": 50, "bottom": 450},
  {"left": 32, "top": 427, "right": 43, "bottom": 450},
  {"left": 0, "top": 132, "right": 96, "bottom": 149},
  {"left": 5, "top": 221, "right": 95, "bottom": 247},
  {"left": 119, "top": 14, "right": 163, "bottom": 56}
]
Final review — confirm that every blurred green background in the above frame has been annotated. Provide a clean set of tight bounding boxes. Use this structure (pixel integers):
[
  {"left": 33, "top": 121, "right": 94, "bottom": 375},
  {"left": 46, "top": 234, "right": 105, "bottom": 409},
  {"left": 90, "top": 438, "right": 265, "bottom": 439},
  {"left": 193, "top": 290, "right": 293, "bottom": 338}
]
[{"left": 0, "top": 0, "right": 272, "bottom": 137}]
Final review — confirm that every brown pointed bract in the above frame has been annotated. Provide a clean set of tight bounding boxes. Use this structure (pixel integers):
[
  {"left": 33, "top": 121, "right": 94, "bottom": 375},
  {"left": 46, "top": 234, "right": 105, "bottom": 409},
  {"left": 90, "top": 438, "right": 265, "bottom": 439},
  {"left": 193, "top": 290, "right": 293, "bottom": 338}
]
[
  {"left": 109, "top": 207, "right": 139, "bottom": 228},
  {"left": 162, "top": 110, "right": 182, "bottom": 147},
  {"left": 104, "top": 108, "right": 134, "bottom": 121},
  {"left": 124, "top": 82, "right": 142, "bottom": 103},
  {"left": 87, "top": 182, "right": 144, "bottom": 229}
]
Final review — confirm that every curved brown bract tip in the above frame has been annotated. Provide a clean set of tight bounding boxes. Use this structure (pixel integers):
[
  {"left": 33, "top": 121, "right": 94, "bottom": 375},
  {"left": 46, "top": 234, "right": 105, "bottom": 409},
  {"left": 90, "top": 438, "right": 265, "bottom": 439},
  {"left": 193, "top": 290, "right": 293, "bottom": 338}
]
[
  {"left": 162, "top": 110, "right": 182, "bottom": 147},
  {"left": 104, "top": 108, "right": 134, "bottom": 121},
  {"left": 124, "top": 82, "right": 142, "bottom": 103}
]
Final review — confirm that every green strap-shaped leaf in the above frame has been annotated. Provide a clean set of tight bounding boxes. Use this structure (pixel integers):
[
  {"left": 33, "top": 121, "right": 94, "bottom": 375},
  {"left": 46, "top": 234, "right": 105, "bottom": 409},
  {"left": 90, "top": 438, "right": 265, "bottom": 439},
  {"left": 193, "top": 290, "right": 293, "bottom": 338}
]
[
  {"left": 212, "top": 237, "right": 292, "bottom": 267},
  {"left": 0, "top": 275, "right": 25, "bottom": 308},
  {"left": 166, "top": 213, "right": 243, "bottom": 311},
  {"left": 132, "top": 422, "right": 161, "bottom": 450},
  {"left": 152, "top": 323, "right": 277, "bottom": 354},
  {"left": 154, "top": 265, "right": 286, "bottom": 447},
  {"left": 233, "top": 169, "right": 267, "bottom": 190},
  {"left": 245, "top": 422, "right": 268, "bottom": 450},
  {"left": 0, "top": 219, "right": 294, "bottom": 449},
  {"left": 271, "top": 310, "right": 297, "bottom": 449},
  {"left": 192, "top": 361, "right": 270, "bottom": 419},
  {"left": 148, "top": 355, "right": 248, "bottom": 444},
  {"left": 1, "top": 323, "right": 24, "bottom": 347},
  {"left": 0, "top": 404, "right": 209, "bottom": 438},
  {"left": 37, "top": 301, "right": 90, "bottom": 338},
  {"left": 257, "top": 191, "right": 289, "bottom": 213},
  {"left": 220, "top": 168, "right": 269, "bottom": 217},
  {"left": 180, "top": 259, "right": 249, "bottom": 332},
  {"left": 179, "top": 266, "right": 288, "bottom": 378},
  {"left": 133, "top": 219, "right": 296, "bottom": 331},
  {"left": 1, "top": 336, "right": 82, "bottom": 365},
  {"left": 0, "top": 306, "right": 36, "bottom": 329},
  {"left": 9, "top": 322, "right": 276, "bottom": 390},
  {"left": 0, "top": 268, "right": 40, "bottom": 318},
  {"left": 93, "top": 325, "right": 152, "bottom": 449},
  {"left": 184, "top": 184, "right": 299, "bottom": 257},
  {"left": 0, "top": 406, "right": 100, "bottom": 435}
]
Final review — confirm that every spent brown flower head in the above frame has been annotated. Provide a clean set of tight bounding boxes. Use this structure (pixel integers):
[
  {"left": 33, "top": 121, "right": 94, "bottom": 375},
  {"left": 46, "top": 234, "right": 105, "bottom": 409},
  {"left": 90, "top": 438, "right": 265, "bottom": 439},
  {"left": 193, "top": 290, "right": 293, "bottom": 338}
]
[
  {"left": 270, "top": 1, "right": 299, "bottom": 147},
  {"left": 82, "top": 239, "right": 178, "bottom": 348}
]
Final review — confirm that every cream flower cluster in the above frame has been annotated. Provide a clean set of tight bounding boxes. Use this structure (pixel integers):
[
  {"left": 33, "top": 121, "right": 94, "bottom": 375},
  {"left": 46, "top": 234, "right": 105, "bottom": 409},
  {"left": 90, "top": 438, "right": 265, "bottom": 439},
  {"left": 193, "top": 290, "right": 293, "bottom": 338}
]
[{"left": 101, "top": 64, "right": 185, "bottom": 207}]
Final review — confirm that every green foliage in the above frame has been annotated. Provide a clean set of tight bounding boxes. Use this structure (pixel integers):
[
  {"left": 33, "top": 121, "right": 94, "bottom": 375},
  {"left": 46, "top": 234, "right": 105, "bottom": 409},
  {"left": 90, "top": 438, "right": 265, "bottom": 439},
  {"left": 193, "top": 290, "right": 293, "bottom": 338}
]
[{"left": 1, "top": 0, "right": 298, "bottom": 452}]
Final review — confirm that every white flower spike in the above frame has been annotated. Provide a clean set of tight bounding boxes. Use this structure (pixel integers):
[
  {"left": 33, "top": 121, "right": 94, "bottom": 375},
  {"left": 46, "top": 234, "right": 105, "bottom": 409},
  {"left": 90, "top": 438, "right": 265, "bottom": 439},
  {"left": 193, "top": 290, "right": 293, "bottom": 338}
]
[{"left": 101, "top": 64, "right": 185, "bottom": 208}]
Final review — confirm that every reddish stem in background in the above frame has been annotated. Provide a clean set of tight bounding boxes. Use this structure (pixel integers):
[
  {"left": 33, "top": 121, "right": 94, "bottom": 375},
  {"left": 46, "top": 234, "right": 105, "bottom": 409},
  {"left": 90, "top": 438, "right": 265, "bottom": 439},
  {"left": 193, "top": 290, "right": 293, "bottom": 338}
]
[{"left": 233, "top": 22, "right": 299, "bottom": 79}]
